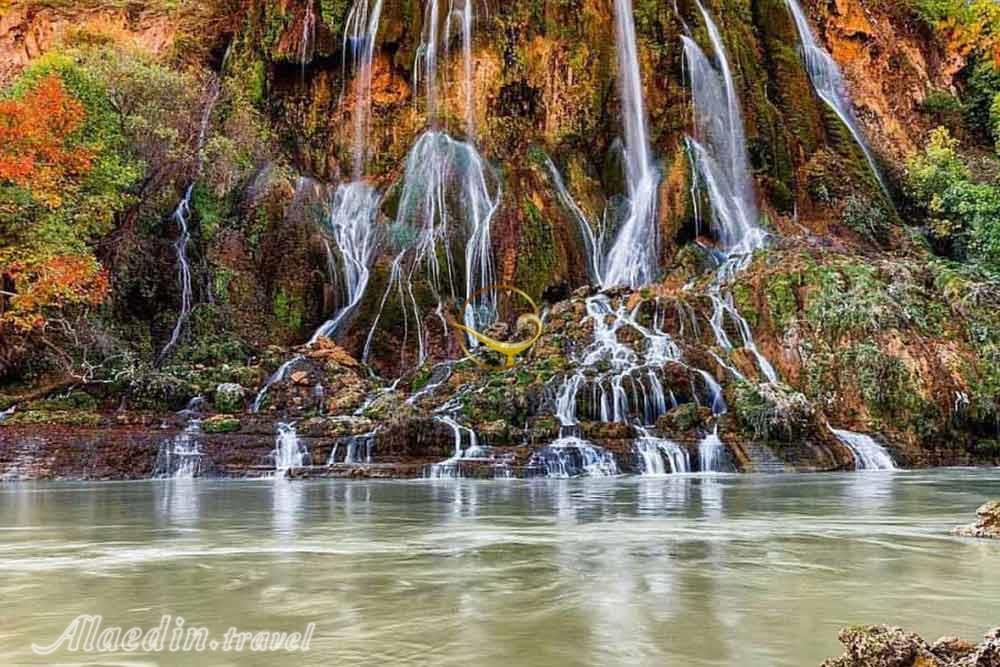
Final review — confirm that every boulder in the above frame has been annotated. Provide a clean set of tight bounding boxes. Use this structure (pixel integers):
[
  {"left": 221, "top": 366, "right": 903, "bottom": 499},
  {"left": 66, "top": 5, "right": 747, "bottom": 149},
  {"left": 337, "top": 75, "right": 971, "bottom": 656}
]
[
  {"left": 954, "top": 501, "right": 1000, "bottom": 540},
  {"left": 821, "top": 625, "right": 1000, "bottom": 667},
  {"left": 213, "top": 383, "right": 246, "bottom": 414}
]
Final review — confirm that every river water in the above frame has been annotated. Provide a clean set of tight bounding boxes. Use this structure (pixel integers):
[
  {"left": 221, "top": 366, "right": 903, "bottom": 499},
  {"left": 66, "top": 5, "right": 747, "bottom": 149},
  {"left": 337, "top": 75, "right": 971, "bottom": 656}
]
[{"left": 1, "top": 470, "right": 998, "bottom": 665}]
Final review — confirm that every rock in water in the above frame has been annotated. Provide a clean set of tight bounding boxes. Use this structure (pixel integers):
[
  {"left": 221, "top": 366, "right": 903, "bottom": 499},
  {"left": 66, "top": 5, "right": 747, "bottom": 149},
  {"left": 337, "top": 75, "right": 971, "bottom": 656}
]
[
  {"left": 820, "top": 625, "right": 1000, "bottom": 667},
  {"left": 954, "top": 500, "right": 1000, "bottom": 540}
]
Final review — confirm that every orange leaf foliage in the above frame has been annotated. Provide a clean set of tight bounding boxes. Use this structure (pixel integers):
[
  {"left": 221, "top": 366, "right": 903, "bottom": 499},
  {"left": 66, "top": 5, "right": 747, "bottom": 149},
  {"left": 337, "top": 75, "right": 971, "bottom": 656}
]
[
  {"left": 2, "top": 256, "right": 109, "bottom": 332},
  {"left": 0, "top": 75, "right": 93, "bottom": 205}
]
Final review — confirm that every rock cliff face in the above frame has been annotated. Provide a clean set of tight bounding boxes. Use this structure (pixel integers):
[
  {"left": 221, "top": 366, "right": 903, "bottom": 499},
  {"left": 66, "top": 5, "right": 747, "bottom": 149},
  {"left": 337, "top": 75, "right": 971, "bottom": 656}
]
[
  {"left": 0, "top": 4, "right": 177, "bottom": 85},
  {"left": 0, "top": 0, "right": 998, "bottom": 478}
]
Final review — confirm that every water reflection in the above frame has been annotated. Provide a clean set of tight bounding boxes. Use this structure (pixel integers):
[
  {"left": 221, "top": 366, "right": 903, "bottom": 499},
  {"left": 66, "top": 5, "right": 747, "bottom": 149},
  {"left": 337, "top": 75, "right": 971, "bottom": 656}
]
[{"left": 0, "top": 471, "right": 997, "bottom": 667}]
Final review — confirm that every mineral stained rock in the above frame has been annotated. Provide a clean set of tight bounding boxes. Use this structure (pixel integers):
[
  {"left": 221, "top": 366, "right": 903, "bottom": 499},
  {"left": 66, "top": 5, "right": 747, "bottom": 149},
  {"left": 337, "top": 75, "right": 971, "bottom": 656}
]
[
  {"left": 954, "top": 501, "right": 1000, "bottom": 540},
  {"left": 821, "top": 625, "right": 1000, "bottom": 667}
]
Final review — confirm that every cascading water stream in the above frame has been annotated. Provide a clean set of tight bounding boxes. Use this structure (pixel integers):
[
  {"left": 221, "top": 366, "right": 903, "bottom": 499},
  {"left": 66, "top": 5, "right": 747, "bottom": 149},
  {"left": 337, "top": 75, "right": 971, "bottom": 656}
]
[
  {"left": 310, "top": 0, "right": 384, "bottom": 343},
  {"left": 343, "top": 0, "right": 385, "bottom": 178},
  {"left": 682, "top": 18, "right": 762, "bottom": 256},
  {"left": 251, "top": 355, "right": 305, "bottom": 413},
  {"left": 784, "top": 0, "right": 888, "bottom": 194},
  {"left": 698, "top": 426, "right": 732, "bottom": 473},
  {"left": 154, "top": 420, "right": 208, "bottom": 479},
  {"left": 300, "top": 0, "right": 316, "bottom": 68},
  {"left": 158, "top": 81, "right": 221, "bottom": 364},
  {"left": 682, "top": 6, "right": 780, "bottom": 386},
  {"left": 602, "top": 0, "right": 660, "bottom": 289},
  {"left": 0, "top": 405, "right": 15, "bottom": 424},
  {"left": 310, "top": 182, "right": 380, "bottom": 343},
  {"left": 830, "top": 427, "right": 897, "bottom": 471},
  {"left": 542, "top": 0, "right": 660, "bottom": 290},
  {"left": 544, "top": 157, "right": 606, "bottom": 285},
  {"left": 250, "top": 0, "right": 385, "bottom": 413},
  {"left": 274, "top": 423, "right": 310, "bottom": 474},
  {"left": 634, "top": 426, "right": 691, "bottom": 475},
  {"left": 363, "top": 0, "right": 498, "bottom": 369},
  {"left": 362, "top": 133, "right": 499, "bottom": 366}
]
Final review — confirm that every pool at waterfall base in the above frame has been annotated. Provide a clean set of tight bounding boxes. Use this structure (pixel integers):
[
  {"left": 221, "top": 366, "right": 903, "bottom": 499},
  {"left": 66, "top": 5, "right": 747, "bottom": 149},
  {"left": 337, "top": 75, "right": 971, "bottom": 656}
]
[{"left": 1, "top": 469, "right": 998, "bottom": 666}]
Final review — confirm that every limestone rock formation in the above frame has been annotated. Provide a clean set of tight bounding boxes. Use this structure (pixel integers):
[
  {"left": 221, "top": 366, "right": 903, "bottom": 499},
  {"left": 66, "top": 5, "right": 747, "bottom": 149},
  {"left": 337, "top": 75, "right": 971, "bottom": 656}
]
[{"left": 954, "top": 501, "right": 1000, "bottom": 540}]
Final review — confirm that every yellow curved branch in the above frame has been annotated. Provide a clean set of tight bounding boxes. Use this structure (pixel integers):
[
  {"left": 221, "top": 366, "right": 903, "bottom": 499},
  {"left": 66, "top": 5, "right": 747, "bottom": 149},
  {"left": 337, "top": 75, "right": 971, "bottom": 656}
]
[{"left": 451, "top": 314, "right": 544, "bottom": 367}]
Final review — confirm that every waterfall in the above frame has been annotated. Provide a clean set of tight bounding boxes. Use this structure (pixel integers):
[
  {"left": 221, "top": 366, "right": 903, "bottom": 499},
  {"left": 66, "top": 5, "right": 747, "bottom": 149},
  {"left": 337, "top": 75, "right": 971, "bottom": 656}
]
[
  {"left": 682, "top": 7, "right": 781, "bottom": 386},
  {"left": 330, "top": 431, "right": 377, "bottom": 464},
  {"left": 158, "top": 187, "right": 196, "bottom": 364},
  {"left": 695, "top": 368, "right": 727, "bottom": 415},
  {"left": 635, "top": 427, "right": 691, "bottom": 475},
  {"left": 310, "top": 182, "right": 380, "bottom": 343},
  {"left": 830, "top": 427, "right": 897, "bottom": 471},
  {"left": 158, "top": 81, "right": 221, "bottom": 364},
  {"left": 274, "top": 423, "right": 310, "bottom": 473},
  {"left": 529, "top": 437, "right": 620, "bottom": 478},
  {"left": 251, "top": 355, "right": 305, "bottom": 413},
  {"left": 601, "top": 0, "right": 660, "bottom": 289},
  {"left": 544, "top": 157, "right": 606, "bottom": 285},
  {"left": 415, "top": 0, "right": 476, "bottom": 130},
  {"left": 427, "top": 415, "right": 478, "bottom": 478},
  {"left": 682, "top": 21, "right": 763, "bottom": 256},
  {"left": 300, "top": 0, "right": 316, "bottom": 67},
  {"left": 343, "top": 0, "right": 385, "bottom": 177},
  {"left": 363, "top": 131, "right": 500, "bottom": 367},
  {"left": 549, "top": 295, "right": 684, "bottom": 427},
  {"left": 784, "top": 0, "right": 888, "bottom": 194},
  {"left": 155, "top": 420, "right": 208, "bottom": 479},
  {"left": 698, "top": 426, "right": 732, "bottom": 472},
  {"left": 363, "top": 0, "right": 497, "bottom": 369}
]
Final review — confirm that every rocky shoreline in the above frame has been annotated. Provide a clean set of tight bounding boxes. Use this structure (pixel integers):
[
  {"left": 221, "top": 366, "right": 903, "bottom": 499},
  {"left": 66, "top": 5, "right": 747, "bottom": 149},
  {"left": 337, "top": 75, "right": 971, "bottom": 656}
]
[{"left": 822, "top": 625, "right": 1000, "bottom": 667}]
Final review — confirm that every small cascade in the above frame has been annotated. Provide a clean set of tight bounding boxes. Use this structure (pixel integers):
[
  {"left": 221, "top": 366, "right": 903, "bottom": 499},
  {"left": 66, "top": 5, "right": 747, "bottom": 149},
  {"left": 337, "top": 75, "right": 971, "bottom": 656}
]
[
  {"left": 707, "top": 290, "right": 778, "bottom": 383},
  {"left": 784, "top": 0, "right": 888, "bottom": 194},
  {"left": 310, "top": 182, "right": 380, "bottom": 343},
  {"left": 694, "top": 368, "right": 727, "bottom": 416},
  {"left": 251, "top": 355, "right": 305, "bottom": 413},
  {"left": 274, "top": 423, "right": 310, "bottom": 473},
  {"left": 426, "top": 415, "right": 512, "bottom": 478},
  {"left": 634, "top": 427, "right": 691, "bottom": 475},
  {"left": 406, "top": 362, "right": 454, "bottom": 405},
  {"left": 426, "top": 415, "right": 477, "bottom": 479},
  {"left": 530, "top": 437, "right": 620, "bottom": 478},
  {"left": 154, "top": 421, "right": 208, "bottom": 479},
  {"left": 698, "top": 426, "right": 732, "bottom": 473},
  {"left": 830, "top": 427, "right": 898, "bottom": 471},
  {"left": 549, "top": 295, "right": 686, "bottom": 427},
  {"left": 158, "top": 81, "right": 220, "bottom": 364},
  {"left": 329, "top": 431, "right": 377, "bottom": 465}
]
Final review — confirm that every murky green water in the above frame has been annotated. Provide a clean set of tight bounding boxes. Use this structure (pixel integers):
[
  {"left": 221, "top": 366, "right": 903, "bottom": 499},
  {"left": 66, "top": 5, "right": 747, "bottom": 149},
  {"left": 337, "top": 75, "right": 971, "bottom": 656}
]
[{"left": 1, "top": 470, "right": 998, "bottom": 666}]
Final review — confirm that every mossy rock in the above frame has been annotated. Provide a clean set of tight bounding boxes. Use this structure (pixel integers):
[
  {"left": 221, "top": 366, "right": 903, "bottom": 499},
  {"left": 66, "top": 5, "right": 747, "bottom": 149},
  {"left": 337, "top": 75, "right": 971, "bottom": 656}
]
[{"left": 203, "top": 415, "right": 242, "bottom": 434}]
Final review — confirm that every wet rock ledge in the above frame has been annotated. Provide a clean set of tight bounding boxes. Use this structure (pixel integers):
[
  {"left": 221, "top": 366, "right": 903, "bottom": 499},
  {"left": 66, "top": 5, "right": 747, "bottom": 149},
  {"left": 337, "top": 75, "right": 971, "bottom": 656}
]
[{"left": 822, "top": 625, "right": 1000, "bottom": 667}]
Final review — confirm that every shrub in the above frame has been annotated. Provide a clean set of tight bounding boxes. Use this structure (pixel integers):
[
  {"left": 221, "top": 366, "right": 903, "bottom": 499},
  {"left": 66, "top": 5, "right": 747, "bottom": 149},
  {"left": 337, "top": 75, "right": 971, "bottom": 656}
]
[{"left": 906, "top": 127, "right": 1000, "bottom": 273}]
